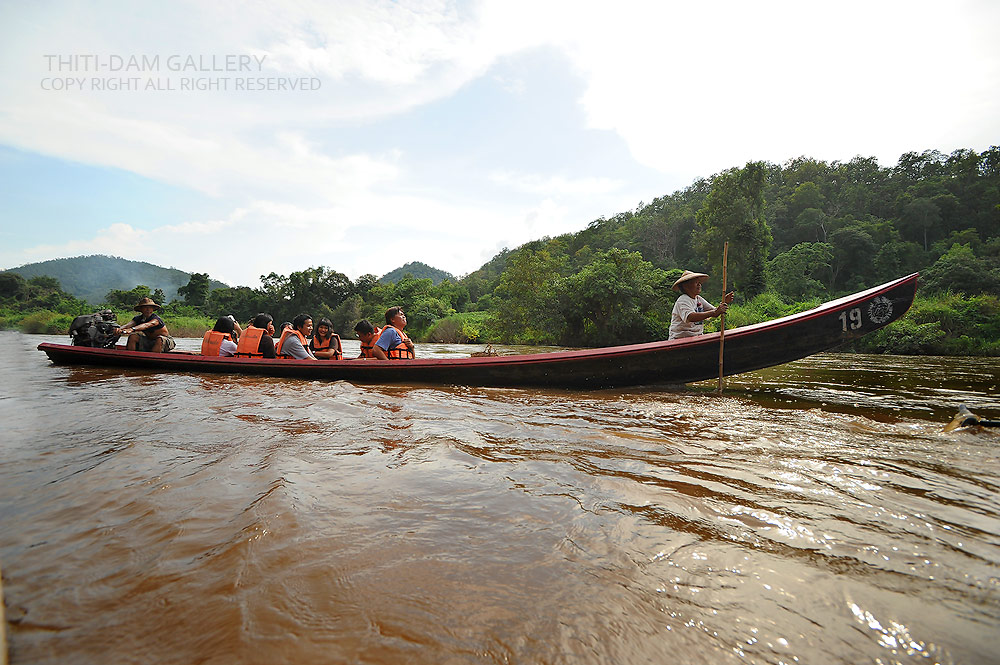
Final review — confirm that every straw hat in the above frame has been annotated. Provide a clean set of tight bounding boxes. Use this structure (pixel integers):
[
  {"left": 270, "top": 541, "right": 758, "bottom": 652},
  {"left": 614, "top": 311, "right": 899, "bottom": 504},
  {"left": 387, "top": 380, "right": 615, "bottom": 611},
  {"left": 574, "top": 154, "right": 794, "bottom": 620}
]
[
  {"left": 133, "top": 296, "right": 162, "bottom": 311},
  {"left": 671, "top": 270, "right": 709, "bottom": 292}
]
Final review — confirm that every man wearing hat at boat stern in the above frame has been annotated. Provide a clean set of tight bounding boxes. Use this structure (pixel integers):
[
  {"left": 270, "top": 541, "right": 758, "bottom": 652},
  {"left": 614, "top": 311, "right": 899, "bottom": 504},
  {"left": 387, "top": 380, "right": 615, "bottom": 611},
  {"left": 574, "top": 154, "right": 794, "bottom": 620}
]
[
  {"left": 118, "top": 297, "right": 176, "bottom": 353},
  {"left": 668, "top": 270, "right": 734, "bottom": 340}
]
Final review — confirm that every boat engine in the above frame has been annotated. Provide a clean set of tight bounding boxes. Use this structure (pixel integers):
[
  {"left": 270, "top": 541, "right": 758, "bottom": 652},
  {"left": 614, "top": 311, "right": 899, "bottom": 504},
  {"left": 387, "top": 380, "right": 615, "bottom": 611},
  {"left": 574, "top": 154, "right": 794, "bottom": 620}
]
[{"left": 69, "top": 309, "right": 121, "bottom": 348}]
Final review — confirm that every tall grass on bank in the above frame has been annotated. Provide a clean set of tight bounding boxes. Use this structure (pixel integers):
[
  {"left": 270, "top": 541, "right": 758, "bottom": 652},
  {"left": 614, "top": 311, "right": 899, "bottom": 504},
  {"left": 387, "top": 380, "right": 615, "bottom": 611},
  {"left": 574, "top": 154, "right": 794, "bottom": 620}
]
[
  {"left": 424, "top": 311, "right": 490, "bottom": 343},
  {"left": 0, "top": 308, "right": 215, "bottom": 338},
  {"left": 847, "top": 291, "right": 1000, "bottom": 356},
  {"left": 165, "top": 316, "right": 216, "bottom": 337},
  {"left": 722, "top": 292, "right": 822, "bottom": 331},
  {"left": 3, "top": 310, "right": 77, "bottom": 335}
]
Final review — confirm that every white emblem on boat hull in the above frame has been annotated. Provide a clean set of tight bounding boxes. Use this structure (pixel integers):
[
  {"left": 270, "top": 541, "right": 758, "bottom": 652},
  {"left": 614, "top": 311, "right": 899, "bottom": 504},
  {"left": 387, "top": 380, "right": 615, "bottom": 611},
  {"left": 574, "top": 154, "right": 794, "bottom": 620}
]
[{"left": 868, "top": 296, "right": 893, "bottom": 324}]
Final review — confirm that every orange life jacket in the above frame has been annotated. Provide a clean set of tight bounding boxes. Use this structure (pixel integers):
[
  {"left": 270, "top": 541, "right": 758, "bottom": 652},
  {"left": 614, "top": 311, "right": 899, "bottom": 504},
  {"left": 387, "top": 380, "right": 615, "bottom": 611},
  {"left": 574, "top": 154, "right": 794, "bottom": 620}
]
[
  {"left": 380, "top": 325, "right": 414, "bottom": 359},
  {"left": 200, "top": 330, "right": 232, "bottom": 356},
  {"left": 275, "top": 328, "right": 309, "bottom": 358},
  {"left": 310, "top": 333, "right": 343, "bottom": 360},
  {"left": 359, "top": 326, "right": 382, "bottom": 358},
  {"left": 235, "top": 326, "right": 266, "bottom": 357}
]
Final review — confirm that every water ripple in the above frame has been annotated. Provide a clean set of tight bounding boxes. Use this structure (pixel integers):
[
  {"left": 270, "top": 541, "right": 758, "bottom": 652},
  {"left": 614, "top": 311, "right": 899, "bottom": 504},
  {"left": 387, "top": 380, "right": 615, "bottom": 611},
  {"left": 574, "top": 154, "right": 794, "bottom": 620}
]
[{"left": 2, "top": 333, "right": 998, "bottom": 664}]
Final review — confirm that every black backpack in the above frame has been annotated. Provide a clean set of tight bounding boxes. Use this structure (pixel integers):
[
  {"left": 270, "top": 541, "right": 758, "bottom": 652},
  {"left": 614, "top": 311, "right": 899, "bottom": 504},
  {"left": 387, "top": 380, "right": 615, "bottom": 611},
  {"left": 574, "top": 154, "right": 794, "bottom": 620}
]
[{"left": 69, "top": 310, "right": 121, "bottom": 348}]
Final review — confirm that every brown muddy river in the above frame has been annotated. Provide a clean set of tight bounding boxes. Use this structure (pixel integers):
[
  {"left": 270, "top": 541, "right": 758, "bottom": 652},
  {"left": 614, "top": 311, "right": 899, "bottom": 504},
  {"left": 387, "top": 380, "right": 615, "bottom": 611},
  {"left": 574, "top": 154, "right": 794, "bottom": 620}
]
[{"left": 2, "top": 332, "right": 998, "bottom": 664}]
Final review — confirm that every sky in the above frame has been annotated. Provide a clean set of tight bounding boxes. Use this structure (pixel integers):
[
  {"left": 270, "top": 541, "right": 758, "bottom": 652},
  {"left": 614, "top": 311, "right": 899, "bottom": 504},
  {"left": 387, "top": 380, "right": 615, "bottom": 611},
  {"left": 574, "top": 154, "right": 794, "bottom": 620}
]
[{"left": 1, "top": 0, "right": 998, "bottom": 288}]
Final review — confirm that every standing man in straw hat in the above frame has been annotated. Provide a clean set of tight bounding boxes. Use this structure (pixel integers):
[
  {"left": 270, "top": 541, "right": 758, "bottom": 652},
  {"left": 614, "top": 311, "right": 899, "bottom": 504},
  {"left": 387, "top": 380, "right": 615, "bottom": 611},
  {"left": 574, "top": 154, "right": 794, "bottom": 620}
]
[
  {"left": 117, "top": 296, "right": 176, "bottom": 353},
  {"left": 668, "top": 270, "right": 735, "bottom": 340}
]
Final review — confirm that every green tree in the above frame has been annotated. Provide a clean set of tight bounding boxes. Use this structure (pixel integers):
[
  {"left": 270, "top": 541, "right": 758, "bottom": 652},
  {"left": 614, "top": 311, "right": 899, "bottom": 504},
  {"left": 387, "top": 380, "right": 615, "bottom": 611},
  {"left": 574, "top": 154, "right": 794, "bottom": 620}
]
[
  {"left": 385, "top": 276, "right": 440, "bottom": 333},
  {"left": 259, "top": 272, "right": 290, "bottom": 310},
  {"left": 900, "top": 197, "right": 941, "bottom": 251},
  {"left": 104, "top": 285, "right": 153, "bottom": 309},
  {"left": 352, "top": 274, "right": 379, "bottom": 301},
  {"left": 22, "top": 275, "right": 69, "bottom": 310},
  {"left": 354, "top": 275, "right": 456, "bottom": 335},
  {"left": 828, "top": 225, "right": 876, "bottom": 290},
  {"left": 794, "top": 208, "right": 829, "bottom": 243},
  {"left": 0, "top": 272, "right": 90, "bottom": 318},
  {"left": 177, "top": 272, "right": 211, "bottom": 307},
  {"left": 392, "top": 275, "right": 434, "bottom": 310},
  {"left": 0, "top": 272, "right": 28, "bottom": 302},
  {"left": 922, "top": 243, "right": 1000, "bottom": 294},
  {"left": 555, "top": 248, "right": 668, "bottom": 346},
  {"left": 766, "top": 243, "right": 833, "bottom": 300},
  {"left": 330, "top": 295, "right": 363, "bottom": 337},
  {"left": 28, "top": 275, "right": 61, "bottom": 291},
  {"left": 695, "top": 162, "right": 772, "bottom": 297},
  {"left": 490, "top": 248, "right": 565, "bottom": 344},
  {"left": 873, "top": 240, "right": 925, "bottom": 283},
  {"left": 262, "top": 266, "right": 353, "bottom": 323},
  {"left": 434, "top": 280, "right": 471, "bottom": 313},
  {"left": 405, "top": 295, "right": 449, "bottom": 334},
  {"left": 787, "top": 181, "right": 826, "bottom": 218},
  {"left": 931, "top": 229, "right": 982, "bottom": 257},
  {"left": 206, "top": 286, "right": 266, "bottom": 322},
  {"left": 832, "top": 156, "right": 890, "bottom": 219}
]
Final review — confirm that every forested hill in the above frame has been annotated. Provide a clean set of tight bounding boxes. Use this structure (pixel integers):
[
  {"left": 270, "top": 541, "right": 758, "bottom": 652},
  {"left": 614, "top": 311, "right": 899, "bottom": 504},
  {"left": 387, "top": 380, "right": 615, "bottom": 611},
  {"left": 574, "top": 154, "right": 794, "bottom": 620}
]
[
  {"left": 4, "top": 255, "right": 228, "bottom": 305},
  {"left": 463, "top": 146, "right": 1000, "bottom": 304},
  {"left": 380, "top": 261, "right": 456, "bottom": 285}
]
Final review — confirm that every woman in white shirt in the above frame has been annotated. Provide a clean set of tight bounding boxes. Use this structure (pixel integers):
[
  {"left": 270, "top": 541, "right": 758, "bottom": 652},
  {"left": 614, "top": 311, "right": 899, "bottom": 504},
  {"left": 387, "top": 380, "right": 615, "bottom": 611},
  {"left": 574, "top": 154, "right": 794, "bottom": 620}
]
[{"left": 668, "top": 270, "right": 734, "bottom": 340}]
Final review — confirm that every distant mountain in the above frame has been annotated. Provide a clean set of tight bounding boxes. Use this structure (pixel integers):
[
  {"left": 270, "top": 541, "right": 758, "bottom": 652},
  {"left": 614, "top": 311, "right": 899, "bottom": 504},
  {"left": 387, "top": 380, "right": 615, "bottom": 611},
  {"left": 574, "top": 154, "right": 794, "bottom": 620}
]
[
  {"left": 3, "top": 255, "right": 228, "bottom": 305},
  {"left": 379, "top": 261, "right": 457, "bottom": 285}
]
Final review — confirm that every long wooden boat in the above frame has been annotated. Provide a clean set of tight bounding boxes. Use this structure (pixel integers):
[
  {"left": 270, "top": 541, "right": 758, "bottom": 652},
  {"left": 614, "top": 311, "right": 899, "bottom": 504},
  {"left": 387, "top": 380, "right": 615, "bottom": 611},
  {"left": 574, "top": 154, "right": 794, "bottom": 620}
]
[{"left": 38, "top": 273, "right": 918, "bottom": 389}]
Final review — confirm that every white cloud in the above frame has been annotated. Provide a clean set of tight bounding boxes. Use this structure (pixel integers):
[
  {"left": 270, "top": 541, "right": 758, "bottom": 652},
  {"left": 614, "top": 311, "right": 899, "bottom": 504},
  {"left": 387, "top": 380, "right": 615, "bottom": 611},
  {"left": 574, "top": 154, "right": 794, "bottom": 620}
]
[
  {"left": 0, "top": 95, "right": 401, "bottom": 202},
  {"left": 258, "top": 1, "right": 480, "bottom": 85},
  {"left": 5, "top": 1, "right": 998, "bottom": 184},
  {"left": 490, "top": 171, "right": 623, "bottom": 196},
  {"left": 558, "top": 1, "right": 1000, "bottom": 175}
]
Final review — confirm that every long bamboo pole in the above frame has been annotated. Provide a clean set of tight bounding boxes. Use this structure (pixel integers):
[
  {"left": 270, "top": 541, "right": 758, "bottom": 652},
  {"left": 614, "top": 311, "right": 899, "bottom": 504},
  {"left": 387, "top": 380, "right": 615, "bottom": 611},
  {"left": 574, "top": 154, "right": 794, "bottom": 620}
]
[
  {"left": 1, "top": 560, "right": 7, "bottom": 665},
  {"left": 717, "top": 242, "right": 728, "bottom": 394}
]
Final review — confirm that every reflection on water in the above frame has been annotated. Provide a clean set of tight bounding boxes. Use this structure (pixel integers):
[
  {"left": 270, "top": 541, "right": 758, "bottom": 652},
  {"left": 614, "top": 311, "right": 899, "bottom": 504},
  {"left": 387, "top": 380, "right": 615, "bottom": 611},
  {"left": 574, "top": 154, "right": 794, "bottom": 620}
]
[
  {"left": 2, "top": 332, "right": 998, "bottom": 664},
  {"left": 709, "top": 353, "right": 1000, "bottom": 422}
]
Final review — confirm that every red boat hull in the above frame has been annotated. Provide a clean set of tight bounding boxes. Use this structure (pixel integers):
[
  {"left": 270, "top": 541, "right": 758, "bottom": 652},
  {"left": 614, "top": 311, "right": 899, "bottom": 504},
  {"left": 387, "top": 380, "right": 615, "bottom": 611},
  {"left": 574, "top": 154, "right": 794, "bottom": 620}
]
[{"left": 38, "top": 274, "right": 918, "bottom": 389}]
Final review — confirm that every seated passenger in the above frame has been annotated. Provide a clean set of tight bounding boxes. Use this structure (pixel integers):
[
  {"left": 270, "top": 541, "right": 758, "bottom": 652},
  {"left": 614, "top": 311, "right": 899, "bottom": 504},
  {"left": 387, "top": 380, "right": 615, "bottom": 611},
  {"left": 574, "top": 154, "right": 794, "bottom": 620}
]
[
  {"left": 309, "top": 317, "right": 343, "bottom": 360},
  {"left": 668, "top": 270, "right": 734, "bottom": 340},
  {"left": 201, "top": 316, "right": 239, "bottom": 356},
  {"left": 118, "top": 297, "right": 176, "bottom": 353},
  {"left": 372, "top": 306, "right": 414, "bottom": 360},
  {"left": 275, "top": 314, "right": 317, "bottom": 359},
  {"left": 235, "top": 313, "right": 277, "bottom": 358},
  {"left": 354, "top": 319, "right": 382, "bottom": 359}
]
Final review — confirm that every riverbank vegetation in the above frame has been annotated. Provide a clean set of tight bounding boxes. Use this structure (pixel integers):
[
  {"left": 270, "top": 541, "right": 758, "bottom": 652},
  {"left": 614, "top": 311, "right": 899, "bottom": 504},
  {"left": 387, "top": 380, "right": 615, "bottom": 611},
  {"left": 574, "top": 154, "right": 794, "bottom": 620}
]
[{"left": 3, "top": 146, "right": 998, "bottom": 355}]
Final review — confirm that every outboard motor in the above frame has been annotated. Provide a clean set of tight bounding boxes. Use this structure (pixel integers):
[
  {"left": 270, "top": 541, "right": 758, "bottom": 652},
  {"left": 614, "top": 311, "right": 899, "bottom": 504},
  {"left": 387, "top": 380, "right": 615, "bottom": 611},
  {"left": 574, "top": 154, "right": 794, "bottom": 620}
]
[{"left": 69, "top": 309, "right": 121, "bottom": 348}]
